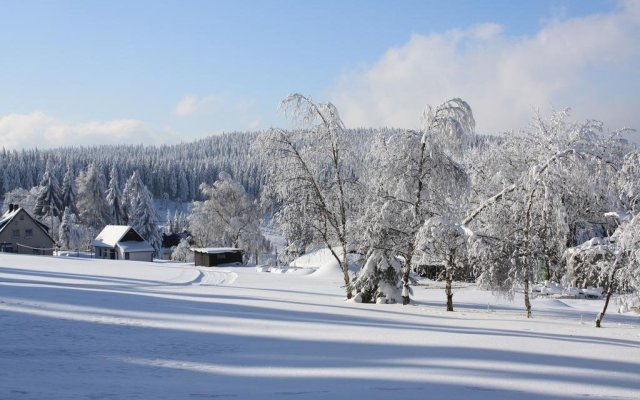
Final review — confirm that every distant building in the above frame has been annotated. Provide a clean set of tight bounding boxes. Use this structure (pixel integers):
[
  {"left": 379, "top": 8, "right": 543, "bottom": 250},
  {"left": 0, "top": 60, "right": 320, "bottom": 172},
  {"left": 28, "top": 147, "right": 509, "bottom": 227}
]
[
  {"left": 161, "top": 231, "right": 190, "bottom": 260},
  {"left": 0, "top": 204, "right": 55, "bottom": 255},
  {"left": 92, "top": 225, "right": 154, "bottom": 262},
  {"left": 192, "top": 247, "right": 243, "bottom": 267}
]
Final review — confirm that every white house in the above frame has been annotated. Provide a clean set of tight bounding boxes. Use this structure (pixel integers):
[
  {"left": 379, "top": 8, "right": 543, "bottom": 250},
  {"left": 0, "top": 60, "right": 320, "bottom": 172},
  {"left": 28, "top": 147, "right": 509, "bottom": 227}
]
[{"left": 92, "top": 225, "right": 154, "bottom": 262}]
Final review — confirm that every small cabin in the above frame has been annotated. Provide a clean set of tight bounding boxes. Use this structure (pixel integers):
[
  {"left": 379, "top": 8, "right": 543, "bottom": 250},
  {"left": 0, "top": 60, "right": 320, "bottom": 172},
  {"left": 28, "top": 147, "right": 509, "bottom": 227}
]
[
  {"left": 0, "top": 204, "right": 55, "bottom": 255},
  {"left": 193, "top": 247, "right": 243, "bottom": 267},
  {"left": 92, "top": 225, "right": 154, "bottom": 262}
]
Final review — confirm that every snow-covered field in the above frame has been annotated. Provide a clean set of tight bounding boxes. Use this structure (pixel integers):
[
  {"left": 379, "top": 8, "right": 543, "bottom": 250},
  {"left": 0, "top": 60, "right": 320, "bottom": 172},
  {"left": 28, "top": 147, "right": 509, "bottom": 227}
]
[{"left": 1, "top": 253, "right": 639, "bottom": 400}]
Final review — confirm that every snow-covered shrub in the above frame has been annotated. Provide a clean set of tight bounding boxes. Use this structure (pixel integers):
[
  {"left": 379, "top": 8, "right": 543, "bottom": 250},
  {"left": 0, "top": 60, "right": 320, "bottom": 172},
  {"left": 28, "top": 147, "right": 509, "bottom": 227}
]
[
  {"left": 171, "top": 238, "right": 194, "bottom": 262},
  {"left": 349, "top": 250, "right": 404, "bottom": 304}
]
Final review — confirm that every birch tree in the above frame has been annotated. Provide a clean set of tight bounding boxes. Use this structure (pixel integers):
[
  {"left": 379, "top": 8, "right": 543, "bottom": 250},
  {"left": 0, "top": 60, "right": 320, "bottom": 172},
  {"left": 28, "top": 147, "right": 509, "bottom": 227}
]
[
  {"left": 256, "top": 94, "right": 360, "bottom": 299},
  {"left": 188, "top": 172, "right": 267, "bottom": 259},
  {"left": 353, "top": 98, "right": 474, "bottom": 304}
]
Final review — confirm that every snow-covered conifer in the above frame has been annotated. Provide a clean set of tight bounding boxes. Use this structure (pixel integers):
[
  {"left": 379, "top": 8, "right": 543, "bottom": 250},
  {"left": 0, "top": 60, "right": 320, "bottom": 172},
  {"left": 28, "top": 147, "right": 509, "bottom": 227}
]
[
  {"left": 129, "top": 178, "right": 162, "bottom": 258},
  {"left": 60, "top": 165, "right": 77, "bottom": 214},
  {"left": 76, "top": 163, "right": 110, "bottom": 229},
  {"left": 106, "top": 166, "right": 126, "bottom": 225},
  {"left": 34, "top": 163, "right": 63, "bottom": 219}
]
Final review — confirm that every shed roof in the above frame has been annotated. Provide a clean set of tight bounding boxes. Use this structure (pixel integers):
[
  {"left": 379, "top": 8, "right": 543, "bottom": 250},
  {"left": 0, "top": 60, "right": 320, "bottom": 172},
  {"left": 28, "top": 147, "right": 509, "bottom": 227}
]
[{"left": 192, "top": 247, "right": 242, "bottom": 254}]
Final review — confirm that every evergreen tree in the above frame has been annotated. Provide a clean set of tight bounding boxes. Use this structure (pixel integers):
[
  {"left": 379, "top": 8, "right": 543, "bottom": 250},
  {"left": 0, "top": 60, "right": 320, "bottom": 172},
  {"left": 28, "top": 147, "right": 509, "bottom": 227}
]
[
  {"left": 106, "top": 166, "right": 126, "bottom": 225},
  {"left": 58, "top": 207, "right": 78, "bottom": 250},
  {"left": 34, "top": 164, "right": 63, "bottom": 219},
  {"left": 76, "top": 164, "right": 110, "bottom": 229},
  {"left": 130, "top": 182, "right": 162, "bottom": 258},
  {"left": 123, "top": 170, "right": 145, "bottom": 222},
  {"left": 61, "top": 165, "right": 78, "bottom": 214},
  {"left": 164, "top": 209, "right": 173, "bottom": 234}
]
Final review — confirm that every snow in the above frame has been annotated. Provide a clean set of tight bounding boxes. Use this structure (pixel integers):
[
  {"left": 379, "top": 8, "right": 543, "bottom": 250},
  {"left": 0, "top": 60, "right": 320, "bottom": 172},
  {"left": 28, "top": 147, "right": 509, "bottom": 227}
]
[
  {"left": 1, "top": 252, "right": 639, "bottom": 400},
  {"left": 192, "top": 247, "right": 242, "bottom": 254},
  {"left": 117, "top": 241, "right": 154, "bottom": 252}
]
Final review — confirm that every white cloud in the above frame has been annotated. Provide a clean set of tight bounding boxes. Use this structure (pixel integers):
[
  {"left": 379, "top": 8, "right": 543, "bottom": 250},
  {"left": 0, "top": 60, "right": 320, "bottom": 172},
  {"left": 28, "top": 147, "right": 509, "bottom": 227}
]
[
  {"left": 330, "top": 2, "right": 640, "bottom": 140},
  {"left": 174, "top": 94, "right": 223, "bottom": 117},
  {"left": 0, "top": 112, "right": 152, "bottom": 149}
]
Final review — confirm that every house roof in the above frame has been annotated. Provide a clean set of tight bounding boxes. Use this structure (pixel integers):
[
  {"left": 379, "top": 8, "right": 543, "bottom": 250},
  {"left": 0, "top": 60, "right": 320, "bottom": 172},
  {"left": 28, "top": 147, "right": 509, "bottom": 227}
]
[
  {"left": 0, "top": 207, "right": 53, "bottom": 242},
  {"left": 0, "top": 209, "right": 20, "bottom": 232},
  {"left": 192, "top": 247, "right": 242, "bottom": 254},
  {"left": 92, "top": 225, "right": 148, "bottom": 249},
  {"left": 117, "top": 241, "right": 154, "bottom": 253}
]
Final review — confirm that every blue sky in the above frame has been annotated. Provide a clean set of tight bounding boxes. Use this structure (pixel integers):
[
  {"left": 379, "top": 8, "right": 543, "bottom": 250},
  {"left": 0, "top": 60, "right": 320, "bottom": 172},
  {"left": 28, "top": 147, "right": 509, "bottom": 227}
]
[{"left": 1, "top": 0, "right": 638, "bottom": 148}]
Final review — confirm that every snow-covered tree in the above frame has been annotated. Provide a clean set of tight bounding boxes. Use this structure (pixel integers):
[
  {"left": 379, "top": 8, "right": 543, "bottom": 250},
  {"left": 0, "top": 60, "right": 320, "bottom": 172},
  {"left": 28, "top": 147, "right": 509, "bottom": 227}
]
[
  {"left": 58, "top": 207, "right": 80, "bottom": 250},
  {"left": 106, "top": 166, "right": 126, "bottom": 225},
  {"left": 469, "top": 111, "right": 630, "bottom": 317},
  {"left": 356, "top": 98, "right": 474, "bottom": 304},
  {"left": 164, "top": 209, "right": 173, "bottom": 234},
  {"left": 188, "top": 172, "right": 267, "bottom": 259},
  {"left": 256, "top": 94, "right": 362, "bottom": 299},
  {"left": 122, "top": 171, "right": 145, "bottom": 222},
  {"left": 565, "top": 213, "right": 640, "bottom": 327},
  {"left": 60, "top": 165, "right": 77, "bottom": 215},
  {"left": 34, "top": 164, "right": 63, "bottom": 220},
  {"left": 76, "top": 164, "right": 110, "bottom": 229},
  {"left": 128, "top": 175, "right": 162, "bottom": 258},
  {"left": 171, "top": 238, "right": 194, "bottom": 262},
  {"left": 3, "top": 187, "right": 39, "bottom": 211},
  {"left": 416, "top": 216, "right": 476, "bottom": 311},
  {"left": 349, "top": 249, "right": 405, "bottom": 304}
]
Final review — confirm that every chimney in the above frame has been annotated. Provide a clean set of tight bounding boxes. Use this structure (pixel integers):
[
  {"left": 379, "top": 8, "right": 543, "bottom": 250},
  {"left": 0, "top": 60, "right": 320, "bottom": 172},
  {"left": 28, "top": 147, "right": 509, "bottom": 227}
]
[{"left": 7, "top": 204, "right": 13, "bottom": 212}]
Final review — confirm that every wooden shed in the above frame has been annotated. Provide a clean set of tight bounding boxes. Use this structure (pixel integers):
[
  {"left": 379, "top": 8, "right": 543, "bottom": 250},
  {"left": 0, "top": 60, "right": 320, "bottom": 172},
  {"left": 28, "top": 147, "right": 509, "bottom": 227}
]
[{"left": 193, "top": 247, "right": 243, "bottom": 267}]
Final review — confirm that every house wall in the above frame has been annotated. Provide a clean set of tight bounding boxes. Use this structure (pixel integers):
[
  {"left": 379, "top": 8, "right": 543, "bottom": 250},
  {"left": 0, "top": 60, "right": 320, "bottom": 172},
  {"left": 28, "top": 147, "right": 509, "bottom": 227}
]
[
  {"left": 193, "top": 251, "right": 243, "bottom": 267},
  {"left": 117, "top": 247, "right": 153, "bottom": 262},
  {"left": 0, "top": 211, "right": 54, "bottom": 255},
  {"left": 95, "top": 246, "right": 117, "bottom": 260}
]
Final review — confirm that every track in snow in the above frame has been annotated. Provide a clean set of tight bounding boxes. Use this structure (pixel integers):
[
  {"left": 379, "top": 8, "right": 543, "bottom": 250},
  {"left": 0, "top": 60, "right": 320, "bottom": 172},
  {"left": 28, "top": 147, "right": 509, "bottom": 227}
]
[{"left": 191, "top": 268, "right": 238, "bottom": 286}]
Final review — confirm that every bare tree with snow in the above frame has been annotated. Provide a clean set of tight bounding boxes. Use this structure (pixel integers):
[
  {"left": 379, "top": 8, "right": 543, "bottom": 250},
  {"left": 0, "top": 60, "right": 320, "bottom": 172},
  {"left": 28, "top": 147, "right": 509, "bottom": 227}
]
[
  {"left": 188, "top": 172, "right": 267, "bottom": 260},
  {"left": 256, "top": 94, "right": 361, "bottom": 299},
  {"left": 355, "top": 98, "right": 474, "bottom": 304}
]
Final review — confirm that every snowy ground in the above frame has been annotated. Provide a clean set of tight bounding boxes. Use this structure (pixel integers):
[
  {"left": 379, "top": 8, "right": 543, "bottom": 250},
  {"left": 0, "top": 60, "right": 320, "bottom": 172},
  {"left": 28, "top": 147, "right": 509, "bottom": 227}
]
[{"left": 0, "top": 253, "right": 639, "bottom": 400}]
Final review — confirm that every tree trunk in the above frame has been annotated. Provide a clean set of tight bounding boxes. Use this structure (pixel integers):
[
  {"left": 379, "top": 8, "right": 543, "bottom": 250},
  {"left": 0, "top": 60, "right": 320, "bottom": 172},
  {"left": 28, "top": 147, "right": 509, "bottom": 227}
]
[
  {"left": 524, "top": 277, "right": 532, "bottom": 318},
  {"left": 595, "top": 287, "right": 613, "bottom": 328},
  {"left": 445, "top": 254, "right": 454, "bottom": 311},
  {"left": 342, "top": 245, "right": 352, "bottom": 299},
  {"left": 401, "top": 247, "right": 414, "bottom": 305},
  {"left": 445, "top": 274, "right": 454, "bottom": 312}
]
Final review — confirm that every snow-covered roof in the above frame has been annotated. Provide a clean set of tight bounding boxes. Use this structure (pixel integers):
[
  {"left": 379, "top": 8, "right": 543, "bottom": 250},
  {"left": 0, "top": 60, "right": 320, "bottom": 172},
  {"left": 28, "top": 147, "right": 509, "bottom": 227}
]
[
  {"left": 117, "top": 241, "right": 154, "bottom": 253},
  {"left": 192, "top": 247, "right": 242, "bottom": 254},
  {"left": 0, "top": 207, "right": 53, "bottom": 239},
  {"left": 92, "top": 225, "right": 144, "bottom": 248},
  {"left": 0, "top": 209, "right": 20, "bottom": 232}
]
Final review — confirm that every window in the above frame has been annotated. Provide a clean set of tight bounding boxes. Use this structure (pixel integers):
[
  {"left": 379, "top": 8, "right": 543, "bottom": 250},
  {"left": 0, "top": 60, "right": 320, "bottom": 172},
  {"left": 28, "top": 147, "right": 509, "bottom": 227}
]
[
  {"left": 125, "top": 252, "right": 130, "bottom": 260},
  {"left": 25, "top": 229, "right": 33, "bottom": 238},
  {"left": 12, "top": 229, "right": 19, "bottom": 238}
]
